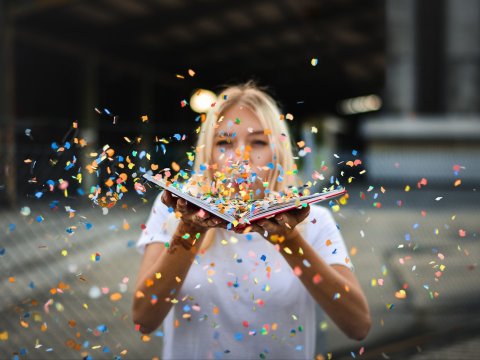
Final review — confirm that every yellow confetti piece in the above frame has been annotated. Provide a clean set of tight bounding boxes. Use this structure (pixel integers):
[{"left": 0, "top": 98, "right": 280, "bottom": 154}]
[
  {"left": 0, "top": 331, "right": 8, "bottom": 341},
  {"left": 188, "top": 69, "right": 196, "bottom": 77},
  {"left": 83, "top": 303, "right": 89, "bottom": 309},
  {"left": 61, "top": 250, "right": 68, "bottom": 256},
  {"left": 283, "top": 247, "right": 292, "bottom": 255},
  {"left": 395, "top": 289, "right": 407, "bottom": 299},
  {"left": 155, "top": 272, "right": 162, "bottom": 279},
  {"left": 124, "top": 137, "right": 131, "bottom": 143},
  {"left": 405, "top": 185, "right": 410, "bottom": 192},
  {"left": 141, "top": 115, "right": 148, "bottom": 122}
]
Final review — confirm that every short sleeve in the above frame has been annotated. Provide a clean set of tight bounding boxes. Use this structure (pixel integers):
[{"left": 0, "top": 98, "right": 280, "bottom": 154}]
[
  {"left": 136, "top": 192, "right": 179, "bottom": 254},
  {"left": 305, "top": 205, "right": 354, "bottom": 271}
]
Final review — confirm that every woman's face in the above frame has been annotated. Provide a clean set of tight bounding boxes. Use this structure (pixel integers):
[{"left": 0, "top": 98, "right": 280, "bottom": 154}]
[{"left": 211, "top": 105, "right": 273, "bottom": 194}]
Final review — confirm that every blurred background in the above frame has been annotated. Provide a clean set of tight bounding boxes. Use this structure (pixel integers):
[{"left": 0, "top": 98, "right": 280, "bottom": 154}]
[{"left": 1, "top": 0, "right": 479, "bottom": 359}]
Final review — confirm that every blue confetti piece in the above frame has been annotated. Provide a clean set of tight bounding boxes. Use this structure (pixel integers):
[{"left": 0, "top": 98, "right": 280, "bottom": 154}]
[
  {"left": 173, "top": 133, "right": 181, "bottom": 141},
  {"left": 9, "top": 223, "right": 16, "bottom": 231},
  {"left": 200, "top": 164, "right": 207, "bottom": 171},
  {"left": 127, "top": 240, "right": 135, "bottom": 248},
  {"left": 64, "top": 142, "right": 71, "bottom": 149},
  {"left": 352, "top": 149, "right": 358, "bottom": 156},
  {"left": 161, "top": 144, "right": 166, "bottom": 154},
  {"left": 236, "top": 258, "right": 243, "bottom": 263},
  {"left": 103, "top": 347, "right": 110, "bottom": 353},
  {"left": 96, "top": 324, "right": 108, "bottom": 333},
  {"left": 155, "top": 330, "right": 164, "bottom": 337},
  {"left": 139, "top": 151, "right": 146, "bottom": 159},
  {"left": 35, "top": 191, "right": 43, "bottom": 199},
  {"left": 260, "top": 255, "right": 266, "bottom": 261},
  {"left": 77, "top": 188, "right": 85, "bottom": 196},
  {"left": 167, "top": 207, "right": 174, "bottom": 213},
  {"left": 267, "top": 162, "right": 275, "bottom": 170},
  {"left": 51, "top": 142, "right": 58, "bottom": 150},
  {"left": 295, "top": 345, "right": 303, "bottom": 351},
  {"left": 246, "top": 234, "right": 252, "bottom": 241},
  {"left": 36, "top": 216, "right": 44, "bottom": 223},
  {"left": 405, "top": 233, "right": 411, "bottom": 241},
  {"left": 183, "top": 305, "right": 191, "bottom": 312},
  {"left": 85, "top": 223, "right": 93, "bottom": 230},
  {"left": 0, "top": 248, "right": 5, "bottom": 255},
  {"left": 104, "top": 108, "right": 111, "bottom": 115},
  {"left": 234, "top": 332, "right": 243, "bottom": 341},
  {"left": 29, "top": 281, "right": 35, "bottom": 289}
]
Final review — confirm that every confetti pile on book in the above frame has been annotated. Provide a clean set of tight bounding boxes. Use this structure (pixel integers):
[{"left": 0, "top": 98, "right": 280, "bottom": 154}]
[{"left": 142, "top": 158, "right": 346, "bottom": 226}]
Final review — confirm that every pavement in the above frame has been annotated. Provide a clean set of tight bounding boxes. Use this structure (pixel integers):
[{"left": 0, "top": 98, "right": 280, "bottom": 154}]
[{"left": 1, "top": 184, "right": 479, "bottom": 359}]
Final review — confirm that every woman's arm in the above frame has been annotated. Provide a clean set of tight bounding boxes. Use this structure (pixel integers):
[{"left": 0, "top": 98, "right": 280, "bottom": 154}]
[
  {"left": 278, "top": 230, "right": 371, "bottom": 340},
  {"left": 247, "top": 207, "right": 371, "bottom": 340},
  {"left": 132, "top": 192, "right": 226, "bottom": 334}
]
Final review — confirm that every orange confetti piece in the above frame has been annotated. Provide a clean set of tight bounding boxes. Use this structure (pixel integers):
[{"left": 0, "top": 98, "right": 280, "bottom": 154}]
[
  {"left": 172, "top": 162, "right": 180, "bottom": 172},
  {"left": 110, "top": 293, "right": 122, "bottom": 301},
  {"left": 213, "top": 306, "right": 219, "bottom": 315},
  {"left": 0, "top": 331, "right": 8, "bottom": 341},
  {"left": 141, "top": 335, "right": 151, "bottom": 342},
  {"left": 325, "top": 239, "right": 332, "bottom": 246},
  {"left": 8, "top": 277, "right": 15, "bottom": 283},
  {"left": 454, "top": 179, "right": 462, "bottom": 187},
  {"left": 141, "top": 115, "right": 148, "bottom": 122}
]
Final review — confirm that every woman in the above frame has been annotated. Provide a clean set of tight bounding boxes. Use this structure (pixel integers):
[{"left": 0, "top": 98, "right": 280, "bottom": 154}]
[{"left": 133, "top": 82, "right": 371, "bottom": 359}]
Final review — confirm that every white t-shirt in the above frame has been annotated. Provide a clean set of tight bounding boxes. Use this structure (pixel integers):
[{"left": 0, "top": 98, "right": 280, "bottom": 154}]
[{"left": 137, "top": 194, "right": 353, "bottom": 360}]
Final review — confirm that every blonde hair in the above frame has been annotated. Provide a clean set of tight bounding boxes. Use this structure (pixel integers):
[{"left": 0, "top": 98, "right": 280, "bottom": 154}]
[{"left": 194, "top": 81, "right": 297, "bottom": 191}]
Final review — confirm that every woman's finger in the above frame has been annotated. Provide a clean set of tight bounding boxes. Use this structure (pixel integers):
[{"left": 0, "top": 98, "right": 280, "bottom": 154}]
[{"left": 161, "top": 190, "right": 177, "bottom": 208}]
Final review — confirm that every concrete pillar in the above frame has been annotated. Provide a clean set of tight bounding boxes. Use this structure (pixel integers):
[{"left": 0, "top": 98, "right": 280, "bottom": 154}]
[
  {"left": 385, "top": 0, "right": 416, "bottom": 114},
  {"left": 444, "top": 0, "right": 480, "bottom": 113},
  {"left": 81, "top": 57, "right": 99, "bottom": 194},
  {"left": 0, "top": 0, "right": 17, "bottom": 207}
]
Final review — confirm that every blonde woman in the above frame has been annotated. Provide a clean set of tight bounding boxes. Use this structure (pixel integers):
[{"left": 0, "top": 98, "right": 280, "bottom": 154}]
[{"left": 133, "top": 82, "right": 371, "bottom": 359}]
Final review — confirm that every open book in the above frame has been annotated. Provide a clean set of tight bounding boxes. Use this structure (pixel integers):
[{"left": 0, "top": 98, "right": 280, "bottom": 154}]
[{"left": 143, "top": 173, "right": 346, "bottom": 225}]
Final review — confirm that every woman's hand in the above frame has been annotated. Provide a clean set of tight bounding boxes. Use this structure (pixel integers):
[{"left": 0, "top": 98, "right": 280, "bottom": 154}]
[
  {"left": 235, "top": 205, "right": 311, "bottom": 244},
  {"left": 161, "top": 191, "right": 227, "bottom": 234}
]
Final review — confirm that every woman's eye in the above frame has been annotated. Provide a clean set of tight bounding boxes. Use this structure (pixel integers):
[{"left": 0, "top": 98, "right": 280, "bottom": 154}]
[
  {"left": 251, "top": 140, "right": 268, "bottom": 146},
  {"left": 215, "top": 140, "right": 231, "bottom": 146}
]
